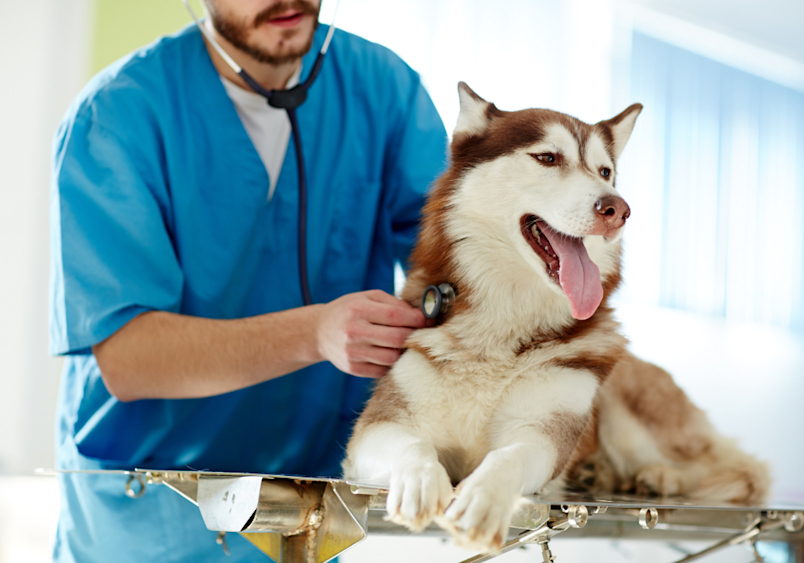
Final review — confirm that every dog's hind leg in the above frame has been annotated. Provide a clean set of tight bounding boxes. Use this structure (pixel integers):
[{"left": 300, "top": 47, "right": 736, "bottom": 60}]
[{"left": 596, "top": 352, "right": 770, "bottom": 504}]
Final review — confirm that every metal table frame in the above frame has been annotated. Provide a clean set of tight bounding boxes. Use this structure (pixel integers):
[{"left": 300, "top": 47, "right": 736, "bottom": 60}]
[{"left": 40, "top": 469, "right": 804, "bottom": 563}]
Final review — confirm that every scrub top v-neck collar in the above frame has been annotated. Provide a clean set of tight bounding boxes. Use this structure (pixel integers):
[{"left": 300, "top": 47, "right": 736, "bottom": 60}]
[
  {"left": 220, "top": 64, "right": 302, "bottom": 202},
  {"left": 190, "top": 26, "right": 323, "bottom": 206}
]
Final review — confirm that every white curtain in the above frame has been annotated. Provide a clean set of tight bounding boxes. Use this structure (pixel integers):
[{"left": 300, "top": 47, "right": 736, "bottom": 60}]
[
  {"left": 620, "top": 32, "right": 804, "bottom": 331},
  {"left": 0, "top": 0, "right": 92, "bottom": 474}
]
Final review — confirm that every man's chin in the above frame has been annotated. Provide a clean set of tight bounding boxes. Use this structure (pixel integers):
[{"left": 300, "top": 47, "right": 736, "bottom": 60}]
[
  {"left": 248, "top": 26, "right": 317, "bottom": 65},
  {"left": 210, "top": 11, "right": 318, "bottom": 67}
]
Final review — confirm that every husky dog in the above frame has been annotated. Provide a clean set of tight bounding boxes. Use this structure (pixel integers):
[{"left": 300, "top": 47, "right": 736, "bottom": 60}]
[{"left": 343, "top": 83, "right": 769, "bottom": 551}]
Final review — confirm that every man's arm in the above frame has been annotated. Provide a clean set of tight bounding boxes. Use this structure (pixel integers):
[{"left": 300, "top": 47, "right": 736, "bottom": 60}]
[{"left": 94, "top": 290, "right": 426, "bottom": 402}]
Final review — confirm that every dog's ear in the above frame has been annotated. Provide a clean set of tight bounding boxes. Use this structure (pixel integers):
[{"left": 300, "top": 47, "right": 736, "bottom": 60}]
[
  {"left": 597, "top": 103, "right": 643, "bottom": 160},
  {"left": 454, "top": 82, "right": 495, "bottom": 138}
]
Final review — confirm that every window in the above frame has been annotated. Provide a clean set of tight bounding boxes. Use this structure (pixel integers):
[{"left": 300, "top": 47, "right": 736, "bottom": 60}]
[{"left": 619, "top": 32, "right": 804, "bottom": 331}]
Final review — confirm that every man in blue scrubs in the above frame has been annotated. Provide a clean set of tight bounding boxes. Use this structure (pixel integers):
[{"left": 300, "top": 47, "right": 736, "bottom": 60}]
[{"left": 49, "top": 0, "right": 447, "bottom": 560}]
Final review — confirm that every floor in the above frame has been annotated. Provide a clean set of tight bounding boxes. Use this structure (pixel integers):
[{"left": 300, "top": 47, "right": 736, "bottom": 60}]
[
  {"left": 0, "top": 476, "right": 58, "bottom": 563},
  {"left": 341, "top": 534, "right": 791, "bottom": 562}
]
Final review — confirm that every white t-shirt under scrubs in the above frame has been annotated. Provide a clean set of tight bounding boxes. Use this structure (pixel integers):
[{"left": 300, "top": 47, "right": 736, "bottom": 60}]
[{"left": 220, "top": 65, "right": 302, "bottom": 201}]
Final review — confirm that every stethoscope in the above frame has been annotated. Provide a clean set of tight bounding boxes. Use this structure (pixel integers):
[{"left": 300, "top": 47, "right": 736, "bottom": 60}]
[
  {"left": 183, "top": 0, "right": 340, "bottom": 306},
  {"left": 183, "top": 2, "right": 456, "bottom": 322},
  {"left": 421, "top": 283, "right": 455, "bottom": 321}
]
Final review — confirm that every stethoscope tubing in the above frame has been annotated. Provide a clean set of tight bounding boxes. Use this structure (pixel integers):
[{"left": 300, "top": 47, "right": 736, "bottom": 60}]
[
  {"left": 236, "top": 62, "right": 320, "bottom": 307},
  {"left": 286, "top": 106, "right": 313, "bottom": 306}
]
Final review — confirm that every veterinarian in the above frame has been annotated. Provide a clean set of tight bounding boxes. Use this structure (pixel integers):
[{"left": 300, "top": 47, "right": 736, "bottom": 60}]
[{"left": 48, "top": 0, "right": 447, "bottom": 560}]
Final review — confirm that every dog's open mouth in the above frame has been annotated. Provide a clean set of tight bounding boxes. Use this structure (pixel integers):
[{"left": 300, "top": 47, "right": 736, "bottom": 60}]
[{"left": 520, "top": 215, "right": 604, "bottom": 320}]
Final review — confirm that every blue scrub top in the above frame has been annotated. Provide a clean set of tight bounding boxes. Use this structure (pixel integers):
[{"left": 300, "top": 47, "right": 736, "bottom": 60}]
[{"left": 50, "top": 24, "right": 447, "bottom": 562}]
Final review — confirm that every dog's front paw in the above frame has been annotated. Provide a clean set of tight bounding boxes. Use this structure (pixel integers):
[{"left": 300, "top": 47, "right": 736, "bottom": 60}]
[
  {"left": 386, "top": 460, "right": 453, "bottom": 532},
  {"left": 440, "top": 477, "right": 517, "bottom": 552}
]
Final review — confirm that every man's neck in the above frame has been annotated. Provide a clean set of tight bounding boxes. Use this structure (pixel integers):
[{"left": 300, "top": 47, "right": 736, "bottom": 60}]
[{"left": 202, "top": 21, "right": 301, "bottom": 92}]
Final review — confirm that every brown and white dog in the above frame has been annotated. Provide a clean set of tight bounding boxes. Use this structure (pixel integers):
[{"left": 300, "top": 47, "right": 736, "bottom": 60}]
[{"left": 342, "top": 83, "right": 769, "bottom": 551}]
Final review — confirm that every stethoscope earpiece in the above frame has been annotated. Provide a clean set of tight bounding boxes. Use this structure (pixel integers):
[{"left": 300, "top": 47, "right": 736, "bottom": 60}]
[{"left": 421, "top": 283, "right": 456, "bottom": 319}]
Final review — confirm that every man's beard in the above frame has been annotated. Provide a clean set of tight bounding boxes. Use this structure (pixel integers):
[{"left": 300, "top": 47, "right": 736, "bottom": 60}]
[{"left": 206, "top": 0, "right": 320, "bottom": 66}]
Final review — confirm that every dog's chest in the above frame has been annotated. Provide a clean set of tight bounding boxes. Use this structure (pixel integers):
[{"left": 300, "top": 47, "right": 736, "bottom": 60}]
[{"left": 401, "top": 349, "right": 548, "bottom": 447}]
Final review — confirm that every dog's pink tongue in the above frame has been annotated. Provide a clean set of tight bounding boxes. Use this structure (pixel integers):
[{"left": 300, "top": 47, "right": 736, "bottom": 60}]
[{"left": 540, "top": 224, "right": 603, "bottom": 320}]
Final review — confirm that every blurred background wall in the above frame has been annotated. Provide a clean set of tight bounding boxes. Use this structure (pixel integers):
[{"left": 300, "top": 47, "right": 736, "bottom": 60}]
[
  {"left": 0, "top": 0, "right": 803, "bottom": 561},
  {"left": 0, "top": 0, "right": 92, "bottom": 477}
]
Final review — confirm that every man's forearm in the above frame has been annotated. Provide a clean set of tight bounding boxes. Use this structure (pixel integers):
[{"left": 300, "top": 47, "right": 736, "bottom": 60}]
[{"left": 93, "top": 307, "right": 325, "bottom": 402}]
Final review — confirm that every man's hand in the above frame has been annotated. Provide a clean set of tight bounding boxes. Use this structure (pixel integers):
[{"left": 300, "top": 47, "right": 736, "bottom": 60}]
[{"left": 316, "top": 290, "right": 427, "bottom": 378}]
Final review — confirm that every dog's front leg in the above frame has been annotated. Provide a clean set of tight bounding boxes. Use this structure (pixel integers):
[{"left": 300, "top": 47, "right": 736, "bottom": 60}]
[
  {"left": 442, "top": 370, "right": 597, "bottom": 551},
  {"left": 343, "top": 421, "right": 454, "bottom": 532},
  {"left": 440, "top": 431, "right": 562, "bottom": 551}
]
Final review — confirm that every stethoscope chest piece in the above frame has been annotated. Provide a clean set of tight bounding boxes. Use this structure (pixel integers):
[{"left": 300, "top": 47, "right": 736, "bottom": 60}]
[{"left": 421, "top": 283, "right": 456, "bottom": 319}]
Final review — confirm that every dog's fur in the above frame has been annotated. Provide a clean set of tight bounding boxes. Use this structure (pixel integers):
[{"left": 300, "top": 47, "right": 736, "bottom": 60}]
[{"left": 342, "top": 83, "right": 769, "bottom": 551}]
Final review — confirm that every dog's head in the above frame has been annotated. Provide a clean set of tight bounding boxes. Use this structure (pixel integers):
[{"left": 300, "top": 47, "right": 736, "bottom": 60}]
[{"left": 409, "top": 83, "right": 641, "bottom": 324}]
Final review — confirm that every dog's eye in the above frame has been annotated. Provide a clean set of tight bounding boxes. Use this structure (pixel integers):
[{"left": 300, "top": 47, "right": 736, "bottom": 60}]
[
  {"left": 531, "top": 153, "right": 557, "bottom": 165},
  {"left": 600, "top": 167, "right": 611, "bottom": 178}
]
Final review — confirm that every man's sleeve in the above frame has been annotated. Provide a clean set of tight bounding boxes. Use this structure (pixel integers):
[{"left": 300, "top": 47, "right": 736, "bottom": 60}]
[
  {"left": 49, "top": 113, "right": 184, "bottom": 356},
  {"left": 382, "top": 72, "right": 448, "bottom": 270}
]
